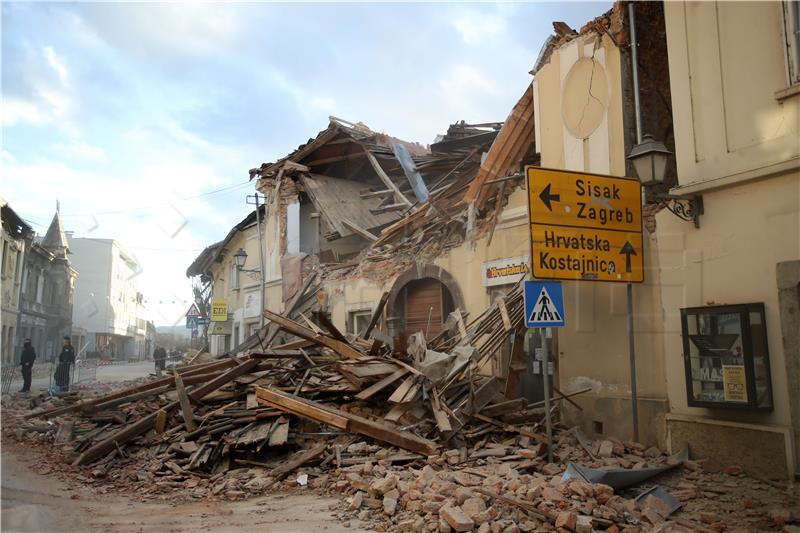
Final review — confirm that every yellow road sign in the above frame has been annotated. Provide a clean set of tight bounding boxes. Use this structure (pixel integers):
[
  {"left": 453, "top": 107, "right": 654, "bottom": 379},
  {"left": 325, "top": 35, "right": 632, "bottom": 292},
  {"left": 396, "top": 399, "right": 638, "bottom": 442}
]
[
  {"left": 526, "top": 166, "right": 644, "bottom": 283},
  {"left": 531, "top": 225, "right": 644, "bottom": 282},
  {"left": 528, "top": 167, "right": 642, "bottom": 232}
]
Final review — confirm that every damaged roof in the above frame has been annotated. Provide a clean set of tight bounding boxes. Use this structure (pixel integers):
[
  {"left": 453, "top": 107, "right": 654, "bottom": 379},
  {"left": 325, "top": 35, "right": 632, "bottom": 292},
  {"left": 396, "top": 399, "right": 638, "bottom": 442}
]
[{"left": 186, "top": 206, "right": 264, "bottom": 278}]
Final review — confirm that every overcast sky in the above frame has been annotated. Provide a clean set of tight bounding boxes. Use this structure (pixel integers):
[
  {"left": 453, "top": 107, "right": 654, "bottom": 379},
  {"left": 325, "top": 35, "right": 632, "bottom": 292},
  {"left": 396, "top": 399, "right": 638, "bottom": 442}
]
[{"left": 2, "top": 1, "right": 610, "bottom": 327}]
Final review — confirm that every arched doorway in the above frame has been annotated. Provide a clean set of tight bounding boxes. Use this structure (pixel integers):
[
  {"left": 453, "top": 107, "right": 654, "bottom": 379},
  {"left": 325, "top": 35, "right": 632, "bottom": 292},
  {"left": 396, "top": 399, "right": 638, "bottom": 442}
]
[{"left": 387, "top": 264, "right": 464, "bottom": 350}]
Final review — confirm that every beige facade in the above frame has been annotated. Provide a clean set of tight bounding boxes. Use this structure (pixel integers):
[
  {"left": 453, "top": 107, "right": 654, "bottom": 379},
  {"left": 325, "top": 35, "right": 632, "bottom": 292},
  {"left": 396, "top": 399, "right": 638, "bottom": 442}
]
[
  {"left": 532, "top": 28, "right": 670, "bottom": 447},
  {"left": 193, "top": 211, "right": 268, "bottom": 355},
  {"left": 1, "top": 199, "right": 32, "bottom": 364},
  {"left": 658, "top": 0, "right": 800, "bottom": 478}
]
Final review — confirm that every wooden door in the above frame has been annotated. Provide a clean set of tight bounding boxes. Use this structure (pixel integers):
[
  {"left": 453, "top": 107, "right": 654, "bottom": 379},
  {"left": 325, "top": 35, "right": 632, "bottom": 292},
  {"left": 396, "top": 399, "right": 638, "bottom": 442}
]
[{"left": 404, "top": 278, "right": 445, "bottom": 340}]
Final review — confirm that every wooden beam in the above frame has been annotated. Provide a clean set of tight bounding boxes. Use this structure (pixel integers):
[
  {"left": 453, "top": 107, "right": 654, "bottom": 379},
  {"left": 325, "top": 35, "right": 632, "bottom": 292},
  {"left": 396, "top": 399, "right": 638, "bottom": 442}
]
[
  {"left": 174, "top": 373, "right": 197, "bottom": 431},
  {"left": 26, "top": 358, "right": 239, "bottom": 419},
  {"left": 314, "top": 311, "right": 348, "bottom": 342},
  {"left": 370, "top": 203, "right": 407, "bottom": 215},
  {"left": 268, "top": 440, "right": 329, "bottom": 487},
  {"left": 354, "top": 368, "right": 408, "bottom": 400},
  {"left": 364, "top": 150, "right": 412, "bottom": 207},
  {"left": 255, "top": 386, "right": 349, "bottom": 429},
  {"left": 359, "top": 189, "right": 393, "bottom": 199},
  {"left": 363, "top": 292, "right": 389, "bottom": 339},
  {"left": 255, "top": 386, "right": 438, "bottom": 455},
  {"left": 264, "top": 310, "right": 365, "bottom": 361},
  {"left": 471, "top": 412, "right": 547, "bottom": 443},
  {"left": 341, "top": 219, "right": 377, "bottom": 242},
  {"left": 188, "top": 359, "right": 260, "bottom": 403},
  {"left": 304, "top": 151, "right": 365, "bottom": 167}
]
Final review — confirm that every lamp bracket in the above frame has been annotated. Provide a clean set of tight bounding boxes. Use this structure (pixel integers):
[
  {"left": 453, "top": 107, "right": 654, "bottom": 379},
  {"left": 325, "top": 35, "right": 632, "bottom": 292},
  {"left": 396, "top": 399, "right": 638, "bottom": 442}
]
[
  {"left": 660, "top": 193, "right": 703, "bottom": 228},
  {"left": 237, "top": 267, "right": 262, "bottom": 280}
]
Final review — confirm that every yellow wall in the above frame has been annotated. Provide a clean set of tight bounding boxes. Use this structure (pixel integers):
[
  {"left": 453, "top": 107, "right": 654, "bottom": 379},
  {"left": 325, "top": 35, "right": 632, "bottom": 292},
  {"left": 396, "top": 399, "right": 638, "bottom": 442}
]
[
  {"left": 665, "top": 1, "right": 799, "bottom": 193},
  {"left": 660, "top": 1, "right": 800, "bottom": 474},
  {"left": 533, "top": 32, "right": 669, "bottom": 445},
  {"left": 207, "top": 222, "right": 265, "bottom": 351}
]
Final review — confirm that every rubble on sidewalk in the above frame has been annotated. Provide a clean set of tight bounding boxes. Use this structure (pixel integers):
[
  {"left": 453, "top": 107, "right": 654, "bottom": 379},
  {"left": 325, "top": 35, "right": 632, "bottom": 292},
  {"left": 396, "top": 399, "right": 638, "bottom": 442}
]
[{"left": 4, "top": 283, "right": 799, "bottom": 532}]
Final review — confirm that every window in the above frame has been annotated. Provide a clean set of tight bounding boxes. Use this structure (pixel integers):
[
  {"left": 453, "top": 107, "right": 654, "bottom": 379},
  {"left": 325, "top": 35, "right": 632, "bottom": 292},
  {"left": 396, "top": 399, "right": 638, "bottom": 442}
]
[
  {"left": 783, "top": 1, "right": 800, "bottom": 84},
  {"left": 680, "top": 303, "right": 773, "bottom": 409},
  {"left": 347, "top": 309, "right": 372, "bottom": 336}
]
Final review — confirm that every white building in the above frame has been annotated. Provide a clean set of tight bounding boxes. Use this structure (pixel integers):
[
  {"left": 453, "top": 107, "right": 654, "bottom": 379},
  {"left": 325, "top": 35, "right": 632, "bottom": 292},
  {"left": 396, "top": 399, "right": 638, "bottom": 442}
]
[{"left": 67, "top": 237, "right": 143, "bottom": 359}]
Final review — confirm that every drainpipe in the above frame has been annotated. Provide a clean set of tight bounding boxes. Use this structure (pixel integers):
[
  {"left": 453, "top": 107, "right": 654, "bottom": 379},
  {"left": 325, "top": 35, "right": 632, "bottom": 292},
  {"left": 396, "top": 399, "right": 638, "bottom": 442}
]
[
  {"left": 627, "top": 0, "right": 641, "bottom": 444},
  {"left": 629, "top": 1, "right": 643, "bottom": 145}
]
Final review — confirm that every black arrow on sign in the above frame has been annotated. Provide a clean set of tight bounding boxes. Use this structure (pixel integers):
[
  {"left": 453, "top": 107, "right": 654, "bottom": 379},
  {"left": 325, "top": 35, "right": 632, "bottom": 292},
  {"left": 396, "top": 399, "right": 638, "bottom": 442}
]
[
  {"left": 538, "top": 183, "right": 561, "bottom": 211},
  {"left": 619, "top": 241, "right": 637, "bottom": 273}
]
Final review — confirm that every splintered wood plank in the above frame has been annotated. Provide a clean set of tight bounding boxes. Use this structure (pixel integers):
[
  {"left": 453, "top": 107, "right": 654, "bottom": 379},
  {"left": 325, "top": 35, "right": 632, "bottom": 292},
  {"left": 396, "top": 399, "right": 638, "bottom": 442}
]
[
  {"left": 188, "top": 359, "right": 260, "bottom": 403},
  {"left": 255, "top": 386, "right": 437, "bottom": 455},
  {"left": 364, "top": 150, "right": 412, "bottom": 207},
  {"left": 269, "top": 440, "right": 329, "bottom": 485},
  {"left": 355, "top": 368, "right": 408, "bottom": 401},
  {"left": 342, "top": 219, "right": 378, "bottom": 242},
  {"left": 174, "top": 373, "right": 197, "bottom": 432},
  {"left": 246, "top": 392, "right": 258, "bottom": 410},
  {"left": 453, "top": 308, "right": 468, "bottom": 339},
  {"left": 431, "top": 392, "right": 452, "bottom": 433},
  {"left": 363, "top": 292, "right": 389, "bottom": 339},
  {"left": 401, "top": 380, "right": 421, "bottom": 403},
  {"left": 498, "top": 299, "right": 512, "bottom": 332},
  {"left": 472, "top": 413, "right": 547, "bottom": 443},
  {"left": 264, "top": 310, "right": 365, "bottom": 361},
  {"left": 268, "top": 419, "right": 290, "bottom": 446},
  {"left": 314, "top": 311, "right": 348, "bottom": 342},
  {"left": 155, "top": 409, "right": 167, "bottom": 434},
  {"left": 388, "top": 376, "right": 416, "bottom": 403},
  {"left": 384, "top": 403, "right": 411, "bottom": 422}
]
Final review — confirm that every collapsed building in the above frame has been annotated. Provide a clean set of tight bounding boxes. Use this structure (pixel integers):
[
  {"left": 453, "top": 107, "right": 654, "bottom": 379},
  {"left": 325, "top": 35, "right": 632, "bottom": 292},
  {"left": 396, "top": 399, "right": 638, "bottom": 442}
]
[{"left": 189, "top": 0, "right": 800, "bottom": 482}]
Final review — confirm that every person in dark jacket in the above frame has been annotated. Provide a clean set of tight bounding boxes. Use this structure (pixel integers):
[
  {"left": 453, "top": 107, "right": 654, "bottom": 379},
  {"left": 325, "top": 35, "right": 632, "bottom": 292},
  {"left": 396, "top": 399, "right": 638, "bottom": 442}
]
[
  {"left": 19, "top": 339, "right": 36, "bottom": 393},
  {"left": 54, "top": 336, "right": 75, "bottom": 391},
  {"left": 153, "top": 346, "right": 167, "bottom": 377}
]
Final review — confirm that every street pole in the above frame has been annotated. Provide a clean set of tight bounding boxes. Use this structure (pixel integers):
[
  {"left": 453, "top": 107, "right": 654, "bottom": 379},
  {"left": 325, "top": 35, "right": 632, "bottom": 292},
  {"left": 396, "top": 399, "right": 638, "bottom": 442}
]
[
  {"left": 541, "top": 329, "right": 553, "bottom": 462},
  {"left": 627, "top": 284, "right": 639, "bottom": 442},
  {"left": 248, "top": 193, "right": 267, "bottom": 328}
]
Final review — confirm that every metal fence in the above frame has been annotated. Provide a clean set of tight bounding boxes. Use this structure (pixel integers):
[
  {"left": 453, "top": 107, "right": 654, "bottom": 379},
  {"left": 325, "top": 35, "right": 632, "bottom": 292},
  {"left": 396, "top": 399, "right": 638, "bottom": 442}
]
[
  {"left": 1, "top": 366, "right": 16, "bottom": 395},
  {"left": 1, "top": 358, "right": 106, "bottom": 395},
  {"left": 74, "top": 359, "right": 98, "bottom": 384}
]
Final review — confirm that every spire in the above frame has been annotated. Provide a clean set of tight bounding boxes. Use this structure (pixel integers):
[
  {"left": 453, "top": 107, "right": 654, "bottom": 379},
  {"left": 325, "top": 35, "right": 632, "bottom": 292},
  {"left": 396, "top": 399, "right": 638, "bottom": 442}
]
[{"left": 41, "top": 203, "right": 70, "bottom": 257}]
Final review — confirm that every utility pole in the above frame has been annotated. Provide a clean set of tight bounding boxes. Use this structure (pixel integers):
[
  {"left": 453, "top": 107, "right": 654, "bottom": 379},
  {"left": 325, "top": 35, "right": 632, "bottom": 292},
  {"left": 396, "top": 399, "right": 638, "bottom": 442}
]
[{"left": 246, "top": 193, "right": 267, "bottom": 328}]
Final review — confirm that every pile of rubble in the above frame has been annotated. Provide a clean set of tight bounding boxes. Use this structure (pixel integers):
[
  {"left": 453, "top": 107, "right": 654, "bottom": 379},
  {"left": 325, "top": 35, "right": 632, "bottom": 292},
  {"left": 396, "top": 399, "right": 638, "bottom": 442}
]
[{"left": 4, "top": 282, "right": 799, "bottom": 532}]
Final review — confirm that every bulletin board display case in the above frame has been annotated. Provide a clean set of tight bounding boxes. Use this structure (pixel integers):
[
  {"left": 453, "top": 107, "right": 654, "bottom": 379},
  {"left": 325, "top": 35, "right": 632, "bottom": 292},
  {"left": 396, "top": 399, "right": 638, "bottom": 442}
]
[{"left": 680, "top": 303, "right": 773, "bottom": 410}]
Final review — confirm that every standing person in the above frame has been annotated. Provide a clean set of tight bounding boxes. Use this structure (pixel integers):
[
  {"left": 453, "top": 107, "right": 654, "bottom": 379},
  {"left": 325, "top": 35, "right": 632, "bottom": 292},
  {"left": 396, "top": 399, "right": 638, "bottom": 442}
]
[
  {"left": 19, "top": 339, "right": 36, "bottom": 393},
  {"left": 53, "top": 336, "right": 75, "bottom": 392},
  {"left": 154, "top": 345, "right": 166, "bottom": 377}
]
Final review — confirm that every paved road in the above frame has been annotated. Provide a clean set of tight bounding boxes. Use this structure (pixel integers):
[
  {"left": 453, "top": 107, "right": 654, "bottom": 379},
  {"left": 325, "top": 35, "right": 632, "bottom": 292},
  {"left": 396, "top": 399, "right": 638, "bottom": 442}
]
[{"left": 7, "top": 360, "right": 157, "bottom": 394}]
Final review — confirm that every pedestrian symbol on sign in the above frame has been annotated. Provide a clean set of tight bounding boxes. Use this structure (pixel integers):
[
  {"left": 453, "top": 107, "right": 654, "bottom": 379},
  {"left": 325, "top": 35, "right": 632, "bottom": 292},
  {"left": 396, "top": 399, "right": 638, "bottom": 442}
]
[
  {"left": 529, "top": 287, "right": 561, "bottom": 323},
  {"left": 524, "top": 281, "right": 565, "bottom": 328}
]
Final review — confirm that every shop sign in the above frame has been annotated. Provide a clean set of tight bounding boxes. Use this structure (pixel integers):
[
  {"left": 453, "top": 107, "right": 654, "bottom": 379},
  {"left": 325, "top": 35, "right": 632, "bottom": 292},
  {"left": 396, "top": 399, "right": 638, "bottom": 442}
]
[
  {"left": 211, "top": 298, "right": 228, "bottom": 322},
  {"left": 483, "top": 256, "right": 530, "bottom": 287},
  {"left": 209, "top": 320, "right": 232, "bottom": 335}
]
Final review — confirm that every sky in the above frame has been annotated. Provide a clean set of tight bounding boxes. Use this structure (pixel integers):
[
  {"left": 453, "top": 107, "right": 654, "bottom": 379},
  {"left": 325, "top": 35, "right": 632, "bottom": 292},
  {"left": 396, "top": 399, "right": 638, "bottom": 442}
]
[{"left": 2, "top": 1, "right": 611, "bottom": 327}]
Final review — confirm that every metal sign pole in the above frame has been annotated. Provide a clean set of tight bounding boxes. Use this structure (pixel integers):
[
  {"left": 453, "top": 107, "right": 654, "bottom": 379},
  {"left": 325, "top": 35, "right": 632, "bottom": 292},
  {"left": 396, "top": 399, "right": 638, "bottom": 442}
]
[
  {"left": 627, "top": 283, "right": 639, "bottom": 442},
  {"left": 541, "top": 329, "right": 553, "bottom": 463}
]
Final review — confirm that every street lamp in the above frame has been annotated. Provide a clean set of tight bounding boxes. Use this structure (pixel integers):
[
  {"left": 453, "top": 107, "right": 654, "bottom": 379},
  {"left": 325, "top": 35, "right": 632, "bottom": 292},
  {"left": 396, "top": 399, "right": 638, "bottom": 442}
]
[
  {"left": 233, "top": 247, "right": 262, "bottom": 279},
  {"left": 233, "top": 248, "right": 248, "bottom": 270},
  {"left": 627, "top": 134, "right": 703, "bottom": 228}
]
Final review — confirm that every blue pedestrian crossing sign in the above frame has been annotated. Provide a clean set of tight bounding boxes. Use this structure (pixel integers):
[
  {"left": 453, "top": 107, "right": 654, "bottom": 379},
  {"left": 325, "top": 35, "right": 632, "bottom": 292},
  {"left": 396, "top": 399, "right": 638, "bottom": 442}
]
[{"left": 524, "top": 281, "right": 565, "bottom": 328}]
